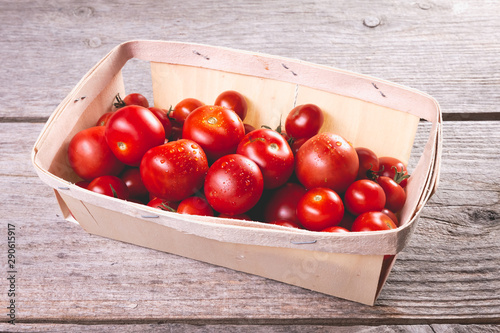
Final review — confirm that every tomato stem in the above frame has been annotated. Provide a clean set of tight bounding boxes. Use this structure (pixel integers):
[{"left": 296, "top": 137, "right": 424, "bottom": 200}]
[{"left": 113, "top": 93, "right": 126, "bottom": 109}]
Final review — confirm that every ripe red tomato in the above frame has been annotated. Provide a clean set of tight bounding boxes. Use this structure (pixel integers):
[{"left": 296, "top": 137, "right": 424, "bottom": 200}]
[
  {"left": 243, "top": 123, "right": 256, "bottom": 134},
  {"left": 351, "top": 211, "right": 397, "bottom": 232},
  {"left": 177, "top": 196, "right": 214, "bottom": 216},
  {"left": 87, "top": 175, "right": 129, "bottom": 200},
  {"left": 105, "top": 105, "right": 165, "bottom": 166},
  {"left": 182, "top": 105, "right": 245, "bottom": 161},
  {"left": 378, "top": 156, "right": 409, "bottom": 188},
  {"left": 68, "top": 126, "right": 125, "bottom": 180},
  {"left": 269, "top": 220, "right": 302, "bottom": 229},
  {"left": 148, "top": 107, "right": 172, "bottom": 139},
  {"left": 204, "top": 154, "right": 264, "bottom": 215},
  {"left": 296, "top": 187, "right": 344, "bottom": 231},
  {"left": 96, "top": 112, "right": 114, "bottom": 127},
  {"left": 322, "top": 226, "right": 350, "bottom": 233},
  {"left": 140, "top": 139, "right": 209, "bottom": 202},
  {"left": 214, "top": 90, "right": 248, "bottom": 121},
  {"left": 377, "top": 176, "right": 407, "bottom": 213},
  {"left": 285, "top": 104, "right": 324, "bottom": 139},
  {"left": 263, "top": 182, "right": 307, "bottom": 225},
  {"left": 218, "top": 213, "right": 252, "bottom": 220},
  {"left": 356, "top": 147, "right": 379, "bottom": 180},
  {"left": 170, "top": 98, "right": 204, "bottom": 125},
  {"left": 115, "top": 93, "right": 149, "bottom": 108},
  {"left": 120, "top": 168, "right": 148, "bottom": 200},
  {"left": 236, "top": 128, "right": 295, "bottom": 189},
  {"left": 147, "top": 197, "right": 178, "bottom": 211},
  {"left": 295, "top": 132, "right": 359, "bottom": 193},
  {"left": 344, "top": 179, "right": 386, "bottom": 216},
  {"left": 381, "top": 208, "right": 399, "bottom": 226}
]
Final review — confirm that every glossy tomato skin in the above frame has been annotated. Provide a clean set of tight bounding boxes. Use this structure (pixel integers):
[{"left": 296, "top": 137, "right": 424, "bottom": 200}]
[
  {"left": 214, "top": 90, "right": 248, "bottom": 121},
  {"left": 148, "top": 107, "right": 172, "bottom": 139},
  {"left": 322, "top": 226, "right": 350, "bottom": 233},
  {"left": 105, "top": 105, "right": 165, "bottom": 166},
  {"left": 182, "top": 105, "right": 245, "bottom": 162},
  {"left": 87, "top": 175, "right": 129, "bottom": 200},
  {"left": 269, "top": 220, "right": 302, "bottom": 229},
  {"left": 296, "top": 187, "right": 344, "bottom": 231},
  {"left": 295, "top": 132, "right": 359, "bottom": 193},
  {"left": 237, "top": 128, "right": 294, "bottom": 189},
  {"left": 171, "top": 98, "right": 204, "bottom": 125},
  {"left": 378, "top": 156, "right": 409, "bottom": 188},
  {"left": 344, "top": 179, "right": 386, "bottom": 216},
  {"left": 377, "top": 176, "right": 406, "bottom": 213},
  {"left": 204, "top": 154, "right": 264, "bottom": 215},
  {"left": 263, "top": 182, "right": 307, "bottom": 225},
  {"left": 140, "top": 139, "right": 208, "bottom": 202},
  {"left": 177, "top": 196, "right": 214, "bottom": 216},
  {"left": 68, "top": 126, "right": 125, "bottom": 180},
  {"left": 285, "top": 104, "right": 324, "bottom": 140},
  {"left": 381, "top": 208, "right": 399, "bottom": 226},
  {"left": 96, "top": 112, "right": 114, "bottom": 127},
  {"left": 355, "top": 147, "right": 379, "bottom": 180},
  {"left": 120, "top": 168, "right": 149, "bottom": 200},
  {"left": 122, "top": 93, "right": 149, "bottom": 108},
  {"left": 147, "top": 197, "right": 179, "bottom": 212},
  {"left": 351, "top": 211, "right": 397, "bottom": 232}
]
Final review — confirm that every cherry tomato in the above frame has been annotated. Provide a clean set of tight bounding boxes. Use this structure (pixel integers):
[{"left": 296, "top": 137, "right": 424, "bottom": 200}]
[
  {"left": 68, "top": 126, "right": 125, "bottom": 180},
  {"left": 170, "top": 98, "right": 204, "bottom": 125},
  {"left": 177, "top": 196, "right": 214, "bottom": 216},
  {"left": 169, "top": 126, "right": 183, "bottom": 141},
  {"left": 214, "top": 90, "right": 248, "bottom": 121},
  {"left": 115, "top": 93, "right": 149, "bottom": 108},
  {"left": 140, "top": 139, "right": 209, "bottom": 202},
  {"left": 182, "top": 105, "right": 245, "bottom": 162},
  {"left": 355, "top": 147, "right": 379, "bottom": 180},
  {"left": 296, "top": 187, "right": 344, "bottom": 231},
  {"left": 285, "top": 104, "right": 324, "bottom": 139},
  {"left": 269, "top": 220, "right": 302, "bottom": 229},
  {"left": 344, "top": 179, "right": 386, "bottom": 216},
  {"left": 148, "top": 107, "right": 172, "bottom": 139},
  {"left": 87, "top": 175, "right": 129, "bottom": 200},
  {"left": 378, "top": 156, "right": 409, "bottom": 188},
  {"left": 351, "top": 211, "right": 397, "bottom": 232},
  {"left": 237, "top": 128, "right": 295, "bottom": 189},
  {"left": 75, "top": 181, "right": 90, "bottom": 189},
  {"left": 290, "top": 137, "right": 308, "bottom": 156},
  {"left": 204, "top": 154, "right": 264, "bottom": 215},
  {"left": 105, "top": 105, "right": 165, "bottom": 166},
  {"left": 295, "top": 132, "right": 359, "bottom": 193},
  {"left": 147, "top": 197, "right": 178, "bottom": 212},
  {"left": 381, "top": 208, "right": 399, "bottom": 226},
  {"left": 377, "top": 176, "right": 406, "bottom": 213},
  {"left": 322, "top": 226, "right": 350, "bottom": 233},
  {"left": 96, "top": 112, "right": 114, "bottom": 127},
  {"left": 120, "top": 168, "right": 148, "bottom": 200},
  {"left": 263, "top": 182, "right": 307, "bottom": 225}
]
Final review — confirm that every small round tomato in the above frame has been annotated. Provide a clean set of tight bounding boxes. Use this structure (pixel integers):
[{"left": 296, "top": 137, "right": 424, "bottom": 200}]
[
  {"left": 356, "top": 147, "right": 379, "bottom": 180},
  {"left": 148, "top": 107, "right": 172, "bottom": 139},
  {"left": 115, "top": 93, "right": 149, "bottom": 108},
  {"left": 68, "top": 126, "right": 125, "bottom": 180},
  {"left": 120, "top": 168, "right": 149, "bottom": 200},
  {"left": 322, "top": 226, "right": 350, "bottom": 233},
  {"left": 204, "top": 154, "right": 264, "bottom": 215},
  {"left": 170, "top": 98, "right": 204, "bottom": 125},
  {"left": 147, "top": 197, "right": 178, "bottom": 212},
  {"left": 87, "top": 175, "right": 129, "bottom": 200},
  {"left": 214, "top": 90, "right": 248, "bottom": 121},
  {"left": 344, "top": 179, "right": 386, "bottom": 216},
  {"left": 351, "top": 211, "right": 397, "bottom": 232},
  {"left": 140, "top": 139, "right": 209, "bottom": 202},
  {"left": 177, "top": 196, "right": 214, "bottom": 216},
  {"left": 182, "top": 105, "right": 245, "bottom": 162},
  {"left": 377, "top": 176, "right": 406, "bottom": 213},
  {"left": 105, "top": 105, "right": 165, "bottom": 166},
  {"left": 237, "top": 128, "right": 294, "bottom": 189},
  {"left": 269, "top": 220, "right": 302, "bottom": 229},
  {"left": 96, "top": 112, "right": 114, "bottom": 127},
  {"left": 381, "top": 208, "right": 399, "bottom": 226},
  {"left": 296, "top": 187, "right": 344, "bottom": 231},
  {"left": 285, "top": 104, "right": 324, "bottom": 140},
  {"left": 263, "top": 182, "right": 307, "bottom": 225},
  {"left": 378, "top": 156, "right": 409, "bottom": 188},
  {"left": 75, "top": 181, "right": 90, "bottom": 189},
  {"left": 295, "top": 132, "right": 359, "bottom": 193}
]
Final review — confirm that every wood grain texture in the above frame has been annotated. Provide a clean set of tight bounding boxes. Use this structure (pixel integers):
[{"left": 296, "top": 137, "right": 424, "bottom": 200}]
[
  {"left": 1, "top": 0, "right": 499, "bottom": 119},
  {"left": 0, "top": 121, "right": 499, "bottom": 326}
]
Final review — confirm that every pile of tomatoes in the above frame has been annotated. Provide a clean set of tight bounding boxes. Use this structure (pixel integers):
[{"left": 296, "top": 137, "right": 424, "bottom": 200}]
[{"left": 67, "top": 90, "right": 410, "bottom": 233}]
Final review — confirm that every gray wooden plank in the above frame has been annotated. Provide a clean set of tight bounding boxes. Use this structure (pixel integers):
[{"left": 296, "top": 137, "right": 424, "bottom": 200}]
[
  {"left": 1, "top": 0, "right": 499, "bottom": 120},
  {"left": 0, "top": 121, "right": 498, "bottom": 324}
]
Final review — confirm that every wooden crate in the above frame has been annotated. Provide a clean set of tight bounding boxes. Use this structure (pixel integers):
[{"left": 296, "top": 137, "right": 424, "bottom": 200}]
[{"left": 31, "top": 40, "right": 441, "bottom": 305}]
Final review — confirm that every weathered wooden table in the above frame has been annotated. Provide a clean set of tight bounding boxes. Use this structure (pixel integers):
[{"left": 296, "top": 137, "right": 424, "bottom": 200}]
[{"left": 1, "top": 1, "right": 499, "bottom": 332}]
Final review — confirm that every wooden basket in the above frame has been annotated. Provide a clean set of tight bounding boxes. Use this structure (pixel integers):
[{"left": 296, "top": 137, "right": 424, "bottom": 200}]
[{"left": 31, "top": 40, "right": 442, "bottom": 305}]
